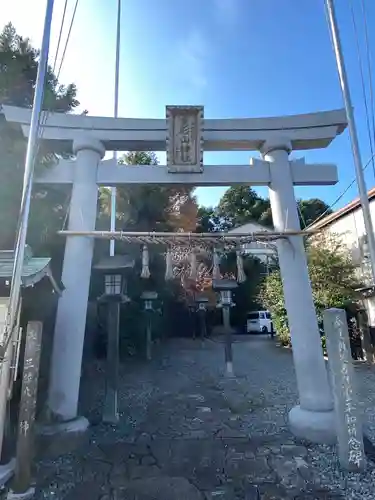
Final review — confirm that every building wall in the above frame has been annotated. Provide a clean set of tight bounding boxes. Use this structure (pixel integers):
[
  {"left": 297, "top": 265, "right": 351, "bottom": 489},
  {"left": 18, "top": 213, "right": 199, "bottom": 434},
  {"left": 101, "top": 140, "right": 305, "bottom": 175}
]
[
  {"left": 317, "top": 198, "right": 375, "bottom": 284},
  {"left": 316, "top": 199, "right": 375, "bottom": 327}
]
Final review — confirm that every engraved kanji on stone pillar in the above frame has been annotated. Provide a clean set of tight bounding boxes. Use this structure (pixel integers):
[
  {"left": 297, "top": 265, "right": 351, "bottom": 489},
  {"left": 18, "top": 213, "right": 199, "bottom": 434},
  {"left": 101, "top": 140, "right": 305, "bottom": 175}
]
[{"left": 166, "top": 105, "right": 204, "bottom": 173}]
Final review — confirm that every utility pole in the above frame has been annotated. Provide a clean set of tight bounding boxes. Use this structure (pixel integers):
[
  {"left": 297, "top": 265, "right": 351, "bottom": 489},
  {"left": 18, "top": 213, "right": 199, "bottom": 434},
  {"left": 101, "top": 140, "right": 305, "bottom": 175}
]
[
  {"left": 3, "top": 0, "right": 55, "bottom": 353},
  {"left": 110, "top": 0, "right": 122, "bottom": 257},
  {"left": 325, "top": 0, "right": 375, "bottom": 283},
  {"left": 0, "top": 0, "right": 54, "bottom": 465}
]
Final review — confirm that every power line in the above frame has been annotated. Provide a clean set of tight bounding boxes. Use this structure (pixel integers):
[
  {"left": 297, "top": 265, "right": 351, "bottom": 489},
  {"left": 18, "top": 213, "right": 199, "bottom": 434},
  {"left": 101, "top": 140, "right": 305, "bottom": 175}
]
[
  {"left": 325, "top": 0, "right": 375, "bottom": 283},
  {"left": 56, "top": 0, "right": 79, "bottom": 80},
  {"left": 11, "top": 0, "right": 80, "bottom": 287},
  {"left": 304, "top": 152, "right": 375, "bottom": 230},
  {"left": 310, "top": 0, "right": 375, "bottom": 234},
  {"left": 360, "top": 0, "right": 375, "bottom": 184},
  {"left": 349, "top": 0, "right": 375, "bottom": 182},
  {"left": 52, "top": 0, "right": 69, "bottom": 74},
  {"left": 3, "top": 0, "right": 80, "bottom": 355}
]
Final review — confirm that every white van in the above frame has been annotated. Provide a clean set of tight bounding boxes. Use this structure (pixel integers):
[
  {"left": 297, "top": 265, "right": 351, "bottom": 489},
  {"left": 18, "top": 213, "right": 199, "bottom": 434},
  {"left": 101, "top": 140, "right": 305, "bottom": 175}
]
[{"left": 246, "top": 310, "right": 273, "bottom": 334}]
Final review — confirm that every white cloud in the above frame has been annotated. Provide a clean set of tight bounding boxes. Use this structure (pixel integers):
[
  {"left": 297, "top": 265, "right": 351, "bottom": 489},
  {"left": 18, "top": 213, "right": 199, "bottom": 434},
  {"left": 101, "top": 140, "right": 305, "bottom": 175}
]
[{"left": 178, "top": 30, "right": 209, "bottom": 90}]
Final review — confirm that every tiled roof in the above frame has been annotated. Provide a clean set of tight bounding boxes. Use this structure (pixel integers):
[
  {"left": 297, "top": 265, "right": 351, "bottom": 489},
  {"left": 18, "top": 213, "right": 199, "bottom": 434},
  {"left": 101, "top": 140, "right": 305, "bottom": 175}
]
[{"left": 0, "top": 246, "right": 52, "bottom": 287}]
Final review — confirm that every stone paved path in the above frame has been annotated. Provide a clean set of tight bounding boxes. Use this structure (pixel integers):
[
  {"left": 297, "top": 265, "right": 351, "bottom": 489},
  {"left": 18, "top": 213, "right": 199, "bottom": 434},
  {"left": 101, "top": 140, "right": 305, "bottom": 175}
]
[{"left": 32, "top": 336, "right": 375, "bottom": 499}]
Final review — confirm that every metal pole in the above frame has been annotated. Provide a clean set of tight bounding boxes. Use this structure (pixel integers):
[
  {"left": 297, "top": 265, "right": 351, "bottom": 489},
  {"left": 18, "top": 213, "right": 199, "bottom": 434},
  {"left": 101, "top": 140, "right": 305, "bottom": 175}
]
[
  {"left": 222, "top": 307, "right": 234, "bottom": 377},
  {"left": 198, "top": 308, "right": 207, "bottom": 340},
  {"left": 146, "top": 313, "right": 152, "bottom": 361},
  {"left": 110, "top": 0, "right": 121, "bottom": 257},
  {"left": 103, "top": 301, "right": 120, "bottom": 423},
  {"left": 1, "top": 0, "right": 54, "bottom": 358},
  {"left": 325, "top": 0, "right": 375, "bottom": 282}
]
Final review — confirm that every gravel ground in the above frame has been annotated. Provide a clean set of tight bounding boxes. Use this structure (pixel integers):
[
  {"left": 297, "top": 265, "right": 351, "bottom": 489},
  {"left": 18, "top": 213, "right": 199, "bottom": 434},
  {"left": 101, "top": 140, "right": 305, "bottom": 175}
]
[
  {"left": 224, "top": 337, "right": 375, "bottom": 499},
  {"left": 27, "top": 336, "right": 375, "bottom": 499}
]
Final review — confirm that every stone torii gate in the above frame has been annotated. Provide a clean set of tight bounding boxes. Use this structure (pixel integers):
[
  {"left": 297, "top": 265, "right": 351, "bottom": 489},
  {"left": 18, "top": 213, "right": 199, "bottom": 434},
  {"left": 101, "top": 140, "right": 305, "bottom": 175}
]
[{"left": 2, "top": 104, "right": 347, "bottom": 444}]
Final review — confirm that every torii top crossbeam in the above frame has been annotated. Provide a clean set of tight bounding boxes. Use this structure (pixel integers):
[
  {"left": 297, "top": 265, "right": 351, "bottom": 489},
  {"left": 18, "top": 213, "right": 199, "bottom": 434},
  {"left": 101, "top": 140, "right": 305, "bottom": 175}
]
[
  {"left": 2, "top": 105, "right": 347, "bottom": 188},
  {"left": 2, "top": 105, "right": 346, "bottom": 152}
]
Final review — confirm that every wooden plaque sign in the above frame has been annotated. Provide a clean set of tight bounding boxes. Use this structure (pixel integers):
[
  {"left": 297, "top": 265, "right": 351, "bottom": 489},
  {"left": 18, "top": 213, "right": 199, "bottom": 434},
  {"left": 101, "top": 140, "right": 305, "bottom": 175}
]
[{"left": 166, "top": 105, "right": 204, "bottom": 173}]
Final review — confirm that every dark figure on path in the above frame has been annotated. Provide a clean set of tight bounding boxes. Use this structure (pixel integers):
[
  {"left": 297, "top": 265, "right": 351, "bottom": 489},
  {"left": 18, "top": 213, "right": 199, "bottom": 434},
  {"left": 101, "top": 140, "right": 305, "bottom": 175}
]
[{"left": 348, "top": 317, "right": 364, "bottom": 360}]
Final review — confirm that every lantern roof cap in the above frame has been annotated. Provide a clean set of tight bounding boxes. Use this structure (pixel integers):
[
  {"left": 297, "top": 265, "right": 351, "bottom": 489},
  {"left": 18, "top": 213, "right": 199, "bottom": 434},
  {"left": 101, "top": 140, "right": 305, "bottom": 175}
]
[
  {"left": 195, "top": 294, "right": 209, "bottom": 303},
  {"left": 212, "top": 279, "right": 238, "bottom": 291},
  {"left": 141, "top": 291, "right": 158, "bottom": 300},
  {"left": 94, "top": 254, "right": 135, "bottom": 271}
]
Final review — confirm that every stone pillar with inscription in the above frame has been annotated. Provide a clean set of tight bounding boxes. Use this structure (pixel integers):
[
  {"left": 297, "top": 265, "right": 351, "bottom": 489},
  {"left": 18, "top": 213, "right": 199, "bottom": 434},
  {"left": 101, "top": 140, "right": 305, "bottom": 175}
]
[
  {"left": 9, "top": 322, "right": 43, "bottom": 499},
  {"left": 324, "top": 308, "right": 365, "bottom": 471}
]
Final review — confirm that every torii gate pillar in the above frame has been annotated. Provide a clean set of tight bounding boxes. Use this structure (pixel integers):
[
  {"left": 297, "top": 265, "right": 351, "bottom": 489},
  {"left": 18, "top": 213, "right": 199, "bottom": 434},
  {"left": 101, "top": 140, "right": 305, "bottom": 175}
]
[
  {"left": 262, "top": 138, "right": 335, "bottom": 443},
  {"left": 46, "top": 137, "right": 105, "bottom": 430}
]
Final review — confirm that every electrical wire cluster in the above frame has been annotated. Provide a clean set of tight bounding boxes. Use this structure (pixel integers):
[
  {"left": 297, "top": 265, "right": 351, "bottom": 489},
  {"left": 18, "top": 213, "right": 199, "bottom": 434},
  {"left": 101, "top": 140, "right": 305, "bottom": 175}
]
[{"left": 305, "top": 0, "right": 375, "bottom": 231}]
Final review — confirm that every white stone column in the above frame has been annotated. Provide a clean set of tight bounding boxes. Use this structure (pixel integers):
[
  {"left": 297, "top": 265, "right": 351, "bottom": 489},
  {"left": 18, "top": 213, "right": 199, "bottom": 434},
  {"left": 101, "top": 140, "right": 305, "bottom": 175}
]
[
  {"left": 46, "top": 137, "right": 104, "bottom": 430},
  {"left": 262, "top": 138, "right": 335, "bottom": 444}
]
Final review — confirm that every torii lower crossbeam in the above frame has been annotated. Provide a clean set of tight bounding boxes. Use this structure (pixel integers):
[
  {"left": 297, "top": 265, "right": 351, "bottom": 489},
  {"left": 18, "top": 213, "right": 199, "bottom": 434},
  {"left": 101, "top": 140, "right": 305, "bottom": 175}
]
[{"left": 35, "top": 158, "right": 338, "bottom": 186}]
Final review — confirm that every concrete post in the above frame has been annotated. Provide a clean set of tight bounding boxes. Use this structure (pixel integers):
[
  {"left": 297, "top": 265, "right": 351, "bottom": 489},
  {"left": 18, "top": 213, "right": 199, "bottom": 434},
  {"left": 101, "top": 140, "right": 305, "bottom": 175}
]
[
  {"left": 263, "top": 138, "right": 335, "bottom": 444},
  {"left": 47, "top": 137, "right": 104, "bottom": 430},
  {"left": 324, "top": 308, "right": 365, "bottom": 471}
]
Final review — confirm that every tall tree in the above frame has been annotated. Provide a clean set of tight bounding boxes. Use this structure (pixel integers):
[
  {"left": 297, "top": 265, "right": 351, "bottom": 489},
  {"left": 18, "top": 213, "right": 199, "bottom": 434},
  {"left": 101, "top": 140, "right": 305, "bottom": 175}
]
[
  {"left": 217, "top": 186, "right": 270, "bottom": 229},
  {"left": 195, "top": 206, "right": 227, "bottom": 233},
  {"left": 297, "top": 198, "right": 332, "bottom": 228},
  {"left": 0, "top": 23, "right": 79, "bottom": 251},
  {"left": 216, "top": 186, "right": 331, "bottom": 229},
  {"left": 98, "top": 151, "right": 198, "bottom": 232}
]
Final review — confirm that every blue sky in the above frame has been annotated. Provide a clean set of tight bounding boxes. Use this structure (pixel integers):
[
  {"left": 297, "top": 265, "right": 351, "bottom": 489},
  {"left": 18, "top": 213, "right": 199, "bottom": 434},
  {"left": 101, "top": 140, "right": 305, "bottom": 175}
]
[{"left": 2, "top": 0, "right": 375, "bottom": 211}]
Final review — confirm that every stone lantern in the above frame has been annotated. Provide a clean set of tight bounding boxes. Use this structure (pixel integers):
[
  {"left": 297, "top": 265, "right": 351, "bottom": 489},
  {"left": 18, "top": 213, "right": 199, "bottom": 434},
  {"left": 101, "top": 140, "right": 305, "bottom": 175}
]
[
  {"left": 140, "top": 291, "right": 158, "bottom": 361},
  {"left": 212, "top": 279, "right": 238, "bottom": 377},
  {"left": 94, "top": 255, "right": 134, "bottom": 423}
]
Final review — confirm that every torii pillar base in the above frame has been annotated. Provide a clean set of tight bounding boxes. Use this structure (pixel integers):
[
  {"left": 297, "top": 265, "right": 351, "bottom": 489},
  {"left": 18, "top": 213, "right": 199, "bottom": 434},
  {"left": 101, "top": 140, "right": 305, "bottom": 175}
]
[{"left": 289, "top": 406, "right": 336, "bottom": 444}]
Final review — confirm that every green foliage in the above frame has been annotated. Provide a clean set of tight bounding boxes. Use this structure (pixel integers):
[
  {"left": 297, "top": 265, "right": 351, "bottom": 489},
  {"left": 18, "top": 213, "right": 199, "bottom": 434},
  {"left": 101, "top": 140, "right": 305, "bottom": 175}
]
[
  {"left": 0, "top": 23, "right": 79, "bottom": 110},
  {"left": 0, "top": 22, "right": 79, "bottom": 251},
  {"left": 217, "top": 186, "right": 331, "bottom": 230},
  {"left": 217, "top": 186, "right": 271, "bottom": 229},
  {"left": 307, "top": 233, "right": 359, "bottom": 312},
  {"left": 98, "top": 151, "right": 198, "bottom": 233},
  {"left": 196, "top": 206, "right": 230, "bottom": 232},
  {"left": 298, "top": 199, "right": 332, "bottom": 228},
  {"left": 259, "top": 233, "right": 360, "bottom": 346},
  {"left": 96, "top": 151, "right": 202, "bottom": 354},
  {"left": 220, "top": 252, "right": 267, "bottom": 327},
  {"left": 258, "top": 270, "right": 290, "bottom": 345}
]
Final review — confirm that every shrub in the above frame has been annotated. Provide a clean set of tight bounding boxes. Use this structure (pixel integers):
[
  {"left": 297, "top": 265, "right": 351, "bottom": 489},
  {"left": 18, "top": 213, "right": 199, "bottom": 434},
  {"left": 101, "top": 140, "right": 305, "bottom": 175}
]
[{"left": 259, "top": 233, "right": 360, "bottom": 347}]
